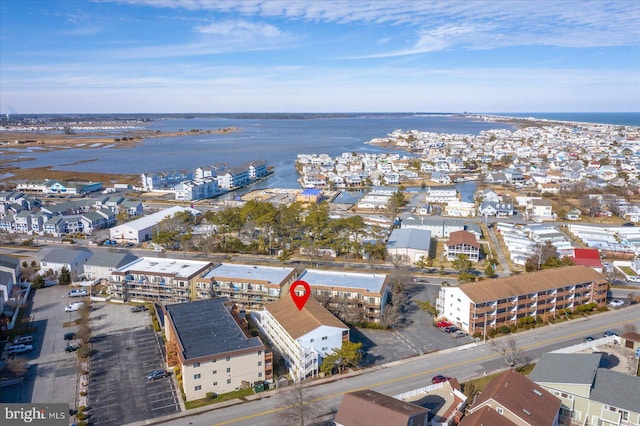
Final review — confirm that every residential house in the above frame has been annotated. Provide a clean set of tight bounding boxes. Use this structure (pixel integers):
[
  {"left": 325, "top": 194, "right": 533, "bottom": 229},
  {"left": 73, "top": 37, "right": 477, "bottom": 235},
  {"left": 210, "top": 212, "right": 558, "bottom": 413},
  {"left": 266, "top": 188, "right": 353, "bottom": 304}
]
[
  {"left": 425, "top": 185, "right": 458, "bottom": 203},
  {"left": 445, "top": 200, "right": 477, "bottom": 217},
  {"left": 445, "top": 230, "right": 481, "bottom": 262},
  {"left": 109, "top": 206, "right": 199, "bottom": 244},
  {"left": 163, "top": 298, "right": 271, "bottom": 402},
  {"left": 297, "top": 188, "right": 323, "bottom": 204},
  {"left": 461, "top": 369, "right": 560, "bottom": 426},
  {"left": 83, "top": 252, "right": 139, "bottom": 280},
  {"left": 436, "top": 266, "right": 607, "bottom": 335},
  {"left": 0, "top": 254, "right": 20, "bottom": 301},
  {"left": 39, "top": 248, "right": 92, "bottom": 280},
  {"left": 529, "top": 353, "right": 640, "bottom": 425},
  {"left": 296, "top": 269, "right": 389, "bottom": 323},
  {"left": 119, "top": 200, "right": 144, "bottom": 217},
  {"left": 109, "top": 257, "right": 214, "bottom": 303},
  {"left": 570, "top": 248, "right": 604, "bottom": 273},
  {"left": 386, "top": 228, "right": 432, "bottom": 264},
  {"left": 258, "top": 296, "right": 349, "bottom": 382},
  {"left": 527, "top": 199, "right": 555, "bottom": 221},
  {"left": 248, "top": 161, "right": 268, "bottom": 179},
  {"left": 335, "top": 390, "right": 429, "bottom": 426},
  {"left": 196, "top": 264, "right": 298, "bottom": 310}
]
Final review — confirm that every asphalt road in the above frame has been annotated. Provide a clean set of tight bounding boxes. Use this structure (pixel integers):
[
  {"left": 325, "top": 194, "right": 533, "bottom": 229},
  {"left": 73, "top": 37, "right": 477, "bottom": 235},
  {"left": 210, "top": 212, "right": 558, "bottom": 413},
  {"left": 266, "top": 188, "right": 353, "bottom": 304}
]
[{"left": 144, "top": 305, "right": 640, "bottom": 426}]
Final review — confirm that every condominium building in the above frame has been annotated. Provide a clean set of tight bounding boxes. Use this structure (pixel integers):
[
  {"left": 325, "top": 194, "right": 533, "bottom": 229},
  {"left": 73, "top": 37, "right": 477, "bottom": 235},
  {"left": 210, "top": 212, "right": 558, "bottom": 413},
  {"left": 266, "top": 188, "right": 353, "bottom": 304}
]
[
  {"left": 196, "top": 264, "right": 299, "bottom": 310},
  {"left": 109, "top": 257, "right": 214, "bottom": 303},
  {"left": 257, "top": 296, "right": 349, "bottom": 382},
  {"left": 164, "top": 298, "right": 271, "bottom": 401},
  {"left": 437, "top": 266, "right": 607, "bottom": 335},
  {"left": 296, "top": 269, "right": 389, "bottom": 323}
]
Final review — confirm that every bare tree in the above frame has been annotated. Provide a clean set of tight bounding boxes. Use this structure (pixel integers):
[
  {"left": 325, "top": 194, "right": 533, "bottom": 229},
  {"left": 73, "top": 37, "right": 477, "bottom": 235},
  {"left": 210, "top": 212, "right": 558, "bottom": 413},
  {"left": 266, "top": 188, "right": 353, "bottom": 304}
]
[
  {"left": 277, "top": 381, "right": 321, "bottom": 426},
  {"left": 489, "top": 336, "right": 524, "bottom": 368},
  {"left": 4, "top": 357, "right": 29, "bottom": 378}
]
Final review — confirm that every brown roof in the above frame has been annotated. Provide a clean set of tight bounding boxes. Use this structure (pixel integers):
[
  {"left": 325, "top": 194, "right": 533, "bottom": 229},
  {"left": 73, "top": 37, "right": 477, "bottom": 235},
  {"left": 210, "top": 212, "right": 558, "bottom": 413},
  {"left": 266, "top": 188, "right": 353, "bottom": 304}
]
[
  {"left": 335, "top": 389, "right": 429, "bottom": 426},
  {"left": 446, "top": 230, "right": 481, "bottom": 249},
  {"left": 460, "top": 406, "right": 517, "bottom": 426},
  {"left": 621, "top": 332, "right": 640, "bottom": 342},
  {"left": 470, "top": 370, "right": 560, "bottom": 426},
  {"left": 459, "top": 265, "right": 605, "bottom": 304},
  {"left": 265, "top": 296, "right": 347, "bottom": 340}
]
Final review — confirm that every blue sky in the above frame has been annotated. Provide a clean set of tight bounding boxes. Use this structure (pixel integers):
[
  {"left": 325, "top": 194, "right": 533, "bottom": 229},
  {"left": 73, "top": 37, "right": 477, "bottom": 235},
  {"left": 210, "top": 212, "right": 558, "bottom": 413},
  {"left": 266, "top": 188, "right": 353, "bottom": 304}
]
[{"left": 1, "top": 0, "right": 639, "bottom": 113}]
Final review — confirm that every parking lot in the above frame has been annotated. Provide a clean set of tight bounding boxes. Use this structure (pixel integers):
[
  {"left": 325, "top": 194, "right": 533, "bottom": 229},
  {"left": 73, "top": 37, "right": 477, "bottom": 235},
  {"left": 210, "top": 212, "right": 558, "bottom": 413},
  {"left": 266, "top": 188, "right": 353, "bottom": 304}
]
[
  {"left": 87, "top": 303, "right": 181, "bottom": 425},
  {"left": 354, "top": 280, "right": 474, "bottom": 366}
]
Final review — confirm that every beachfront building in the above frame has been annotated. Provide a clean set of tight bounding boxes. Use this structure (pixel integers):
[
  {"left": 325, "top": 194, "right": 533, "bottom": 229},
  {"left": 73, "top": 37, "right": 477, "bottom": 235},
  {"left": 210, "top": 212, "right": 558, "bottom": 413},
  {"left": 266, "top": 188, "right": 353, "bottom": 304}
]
[
  {"left": 196, "top": 264, "right": 299, "bottom": 310},
  {"left": 296, "top": 269, "right": 389, "bottom": 323},
  {"left": 109, "top": 206, "right": 199, "bottom": 244},
  {"left": 174, "top": 177, "right": 220, "bottom": 201},
  {"left": 436, "top": 266, "right": 607, "bottom": 335},
  {"left": 164, "top": 298, "right": 271, "bottom": 402},
  {"left": 140, "top": 170, "right": 194, "bottom": 191},
  {"left": 257, "top": 296, "right": 349, "bottom": 382},
  {"left": 109, "top": 257, "right": 214, "bottom": 303}
]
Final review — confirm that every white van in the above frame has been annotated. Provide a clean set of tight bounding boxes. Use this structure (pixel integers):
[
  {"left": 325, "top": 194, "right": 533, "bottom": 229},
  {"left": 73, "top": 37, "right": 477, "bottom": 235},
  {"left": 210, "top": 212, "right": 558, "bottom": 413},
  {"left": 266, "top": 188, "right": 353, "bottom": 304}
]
[{"left": 65, "top": 302, "right": 84, "bottom": 312}]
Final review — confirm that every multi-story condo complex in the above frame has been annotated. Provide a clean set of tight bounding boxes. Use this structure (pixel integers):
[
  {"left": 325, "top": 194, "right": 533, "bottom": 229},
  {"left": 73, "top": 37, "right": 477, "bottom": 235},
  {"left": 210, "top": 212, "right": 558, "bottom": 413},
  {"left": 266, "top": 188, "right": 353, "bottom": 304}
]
[
  {"left": 258, "top": 296, "right": 349, "bottom": 382},
  {"left": 164, "top": 298, "right": 272, "bottom": 402},
  {"left": 437, "top": 266, "right": 607, "bottom": 335},
  {"left": 109, "top": 257, "right": 214, "bottom": 303},
  {"left": 196, "top": 264, "right": 298, "bottom": 311},
  {"left": 296, "top": 269, "right": 389, "bottom": 323}
]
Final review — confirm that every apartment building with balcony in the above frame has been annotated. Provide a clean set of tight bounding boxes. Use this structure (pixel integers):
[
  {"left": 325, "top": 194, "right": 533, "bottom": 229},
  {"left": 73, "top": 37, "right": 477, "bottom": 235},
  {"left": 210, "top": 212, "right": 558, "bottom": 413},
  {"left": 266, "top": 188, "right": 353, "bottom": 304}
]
[
  {"left": 437, "top": 266, "right": 607, "bottom": 335},
  {"left": 196, "top": 264, "right": 299, "bottom": 310},
  {"left": 257, "top": 296, "right": 349, "bottom": 382},
  {"left": 164, "top": 298, "right": 271, "bottom": 402},
  {"left": 109, "top": 257, "right": 214, "bottom": 303},
  {"left": 296, "top": 269, "right": 389, "bottom": 323}
]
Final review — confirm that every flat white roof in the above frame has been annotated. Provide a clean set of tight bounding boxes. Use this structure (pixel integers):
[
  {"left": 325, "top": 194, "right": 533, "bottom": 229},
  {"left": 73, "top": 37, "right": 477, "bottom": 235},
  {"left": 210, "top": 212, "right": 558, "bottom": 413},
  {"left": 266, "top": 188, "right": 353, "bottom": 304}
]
[
  {"left": 299, "top": 269, "right": 387, "bottom": 294},
  {"left": 202, "top": 263, "right": 295, "bottom": 284},
  {"left": 114, "top": 206, "right": 199, "bottom": 232},
  {"left": 116, "top": 257, "right": 211, "bottom": 278}
]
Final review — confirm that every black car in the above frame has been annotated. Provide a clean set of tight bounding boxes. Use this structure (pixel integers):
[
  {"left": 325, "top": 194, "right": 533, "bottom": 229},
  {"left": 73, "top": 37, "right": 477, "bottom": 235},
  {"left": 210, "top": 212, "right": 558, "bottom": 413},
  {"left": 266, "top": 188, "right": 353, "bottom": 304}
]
[
  {"left": 147, "top": 369, "right": 168, "bottom": 381},
  {"left": 622, "top": 222, "right": 635, "bottom": 227},
  {"left": 130, "top": 305, "right": 149, "bottom": 313},
  {"left": 444, "top": 326, "right": 459, "bottom": 334},
  {"left": 65, "top": 343, "right": 80, "bottom": 353},
  {"left": 64, "top": 332, "right": 75, "bottom": 341}
]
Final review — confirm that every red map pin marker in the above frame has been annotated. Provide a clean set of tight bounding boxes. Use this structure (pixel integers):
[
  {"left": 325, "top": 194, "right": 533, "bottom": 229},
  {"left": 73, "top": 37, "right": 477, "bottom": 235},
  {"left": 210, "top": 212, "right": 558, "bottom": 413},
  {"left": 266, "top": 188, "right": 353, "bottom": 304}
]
[{"left": 290, "top": 280, "right": 311, "bottom": 311}]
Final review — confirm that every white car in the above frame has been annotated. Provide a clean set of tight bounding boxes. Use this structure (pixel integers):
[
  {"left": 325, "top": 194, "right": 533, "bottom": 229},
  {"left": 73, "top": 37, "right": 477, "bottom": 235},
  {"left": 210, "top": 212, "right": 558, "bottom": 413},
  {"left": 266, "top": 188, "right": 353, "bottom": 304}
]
[
  {"left": 68, "top": 289, "right": 88, "bottom": 297},
  {"left": 609, "top": 299, "right": 624, "bottom": 308},
  {"left": 8, "top": 344, "right": 33, "bottom": 355},
  {"left": 65, "top": 302, "right": 84, "bottom": 312},
  {"left": 13, "top": 335, "right": 34, "bottom": 345}
]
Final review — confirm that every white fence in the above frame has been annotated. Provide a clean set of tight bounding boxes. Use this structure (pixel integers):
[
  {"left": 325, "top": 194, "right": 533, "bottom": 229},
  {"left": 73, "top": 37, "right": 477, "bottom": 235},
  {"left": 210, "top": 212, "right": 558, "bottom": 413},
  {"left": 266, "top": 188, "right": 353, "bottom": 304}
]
[
  {"left": 551, "top": 335, "right": 617, "bottom": 354},
  {"left": 393, "top": 382, "right": 444, "bottom": 400}
]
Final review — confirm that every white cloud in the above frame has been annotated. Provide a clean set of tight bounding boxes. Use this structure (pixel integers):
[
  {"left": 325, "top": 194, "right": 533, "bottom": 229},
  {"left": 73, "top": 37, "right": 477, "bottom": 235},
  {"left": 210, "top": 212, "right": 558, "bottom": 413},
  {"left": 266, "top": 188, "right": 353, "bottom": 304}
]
[{"left": 195, "top": 19, "right": 283, "bottom": 38}]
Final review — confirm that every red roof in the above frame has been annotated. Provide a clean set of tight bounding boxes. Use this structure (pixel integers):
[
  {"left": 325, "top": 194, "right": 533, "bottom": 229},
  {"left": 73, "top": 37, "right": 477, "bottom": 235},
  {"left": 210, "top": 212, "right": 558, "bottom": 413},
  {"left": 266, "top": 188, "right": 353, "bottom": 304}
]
[{"left": 571, "top": 248, "right": 603, "bottom": 268}]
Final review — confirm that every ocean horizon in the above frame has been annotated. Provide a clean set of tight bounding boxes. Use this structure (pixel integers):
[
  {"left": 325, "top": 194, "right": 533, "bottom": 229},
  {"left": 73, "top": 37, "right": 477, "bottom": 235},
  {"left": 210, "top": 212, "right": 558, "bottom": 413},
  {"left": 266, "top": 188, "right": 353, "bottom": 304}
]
[{"left": 483, "top": 112, "right": 640, "bottom": 127}]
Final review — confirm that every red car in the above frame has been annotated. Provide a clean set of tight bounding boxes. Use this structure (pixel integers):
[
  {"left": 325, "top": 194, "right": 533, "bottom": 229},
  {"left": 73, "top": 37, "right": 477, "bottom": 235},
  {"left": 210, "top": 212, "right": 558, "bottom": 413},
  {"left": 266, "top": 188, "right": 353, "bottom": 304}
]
[
  {"left": 436, "top": 320, "right": 453, "bottom": 328},
  {"left": 431, "top": 375, "right": 451, "bottom": 384}
]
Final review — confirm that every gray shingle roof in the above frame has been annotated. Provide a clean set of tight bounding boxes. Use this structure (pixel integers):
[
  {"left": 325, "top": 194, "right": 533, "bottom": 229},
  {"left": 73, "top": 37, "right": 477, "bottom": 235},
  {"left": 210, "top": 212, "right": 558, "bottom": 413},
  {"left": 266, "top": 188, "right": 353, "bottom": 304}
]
[
  {"left": 85, "top": 252, "right": 138, "bottom": 268},
  {"left": 41, "top": 248, "right": 92, "bottom": 264},
  {"left": 386, "top": 228, "right": 431, "bottom": 251},
  {"left": 529, "top": 353, "right": 602, "bottom": 385},
  {"left": 589, "top": 368, "right": 640, "bottom": 413},
  {"left": 0, "top": 254, "right": 20, "bottom": 269}
]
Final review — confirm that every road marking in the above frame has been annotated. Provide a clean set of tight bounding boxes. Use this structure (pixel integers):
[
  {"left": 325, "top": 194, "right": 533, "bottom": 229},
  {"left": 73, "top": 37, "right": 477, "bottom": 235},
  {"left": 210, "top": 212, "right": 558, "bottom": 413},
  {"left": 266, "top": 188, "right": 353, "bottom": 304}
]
[{"left": 212, "top": 313, "right": 640, "bottom": 426}]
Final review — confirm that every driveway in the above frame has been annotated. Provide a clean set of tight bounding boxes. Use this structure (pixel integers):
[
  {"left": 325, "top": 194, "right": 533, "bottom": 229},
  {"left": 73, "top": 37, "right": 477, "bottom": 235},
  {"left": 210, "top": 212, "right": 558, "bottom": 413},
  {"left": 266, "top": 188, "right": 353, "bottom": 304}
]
[
  {"left": 1, "top": 284, "right": 80, "bottom": 406},
  {"left": 354, "top": 280, "right": 474, "bottom": 366},
  {"left": 87, "top": 303, "right": 181, "bottom": 425}
]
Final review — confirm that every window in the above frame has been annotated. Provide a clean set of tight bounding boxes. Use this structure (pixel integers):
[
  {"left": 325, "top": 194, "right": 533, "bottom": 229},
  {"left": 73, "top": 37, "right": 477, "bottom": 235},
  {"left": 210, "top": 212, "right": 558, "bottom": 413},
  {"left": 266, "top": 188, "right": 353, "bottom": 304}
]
[
  {"left": 226, "top": 367, "right": 231, "bottom": 373},
  {"left": 193, "top": 362, "right": 200, "bottom": 368},
  {"left": 310, "top": 338, "right": 314, "bottom": 342},
  {"left": 212, "top": 370, "right": 217, "bottom": 375},
  {"left": 496, "top": 407, "right": 503, "bottom": 414},
  {"left": 194, "top": 374, "right": 201, "bottom": 379},
  {"left": 322, "top": 336, "right": 328, "bottom": 340},
  {"left": 195, "top": 385, "right": 201, "bottom": 391},
  {"left": 258, "top": 361, "right": 262, "bottom": 366},
  {"left": 226, "top": 357, "right": 230, "bottom": 362},
  {"left": 212, "top": 359, "right": 216, "bottom": 363},
  {"left": 322, "top": 347, "right": 328, "bottom": 351},
  {"left": 258, "top": 350, "right": 262, "bottom": 355},
  {"left": 258, "top": 372, "right": 262, "bottom": 377},
  {"left": 227, "top": 379, "right": 231, "bottom": 384},
  {"left": 213, "top": 381, "right": 217, "bottom": 386}
]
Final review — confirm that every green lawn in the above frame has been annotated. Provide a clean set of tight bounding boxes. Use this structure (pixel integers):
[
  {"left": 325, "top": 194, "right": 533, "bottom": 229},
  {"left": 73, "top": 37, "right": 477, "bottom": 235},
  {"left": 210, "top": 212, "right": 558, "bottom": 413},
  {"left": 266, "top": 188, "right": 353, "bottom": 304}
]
[{"left": 184, "top": 387, "right": 256, "bottom": 410}]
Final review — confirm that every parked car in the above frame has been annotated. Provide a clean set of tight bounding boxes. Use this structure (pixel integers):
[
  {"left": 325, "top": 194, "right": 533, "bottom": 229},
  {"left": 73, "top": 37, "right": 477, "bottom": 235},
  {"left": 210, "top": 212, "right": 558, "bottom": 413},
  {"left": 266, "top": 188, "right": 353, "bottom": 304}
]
[
  {"left": 65, "top": 302, "right": 84, "bottom": 312},
  {"left": 436, "top": 320, "right": 453, "bottom": 328},
  {"left": 622, "top": 222, "right": 635, "bottom": 227},
  {"left": 130, "top": 305, "right": 149, "bottom": 313},
  {"left": 64, "top": 332, "right": 76, "bottom": 341},
  {"left": 13, "top": 335, "right": 34, "bottom": 345},
  {"left": 452, "top": 330, "right": 467, "bottom": 339},
  {"left": 65, "top": 343, "right": 81, "bottom": 353},
  {"left": 608, "top": 299, "right": 624, "bottom": 308},
  {"left": 147, "top": 369, "right": 168, "bottom": 381},
  {"left": 444, "top": 326, "right": 459, "bottom": 334},
  {"left": 431, "top": 375, "right": 451, "bottom": 384},
  {"left": 603, "top": 330, "right": 618, "bottom": 337},
  {"left": 8, "top": 344, "right": 33, "bottom": 355},
  {"left": 68, "top": 289, "right": 88, "bottom": 297}
]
